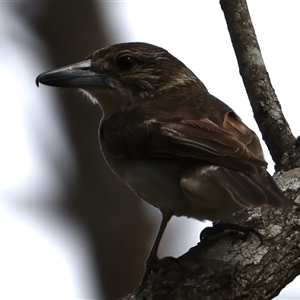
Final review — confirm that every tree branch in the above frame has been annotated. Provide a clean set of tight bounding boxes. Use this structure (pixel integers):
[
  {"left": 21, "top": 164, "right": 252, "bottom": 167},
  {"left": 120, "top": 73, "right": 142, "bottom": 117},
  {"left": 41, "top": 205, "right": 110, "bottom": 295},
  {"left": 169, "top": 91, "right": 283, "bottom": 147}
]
[
  {"left": 220, "top": 0, "right": 299, "bottom": 171},
  {"left": 121, "top": 207, "right": 300, "bottom": 300}
]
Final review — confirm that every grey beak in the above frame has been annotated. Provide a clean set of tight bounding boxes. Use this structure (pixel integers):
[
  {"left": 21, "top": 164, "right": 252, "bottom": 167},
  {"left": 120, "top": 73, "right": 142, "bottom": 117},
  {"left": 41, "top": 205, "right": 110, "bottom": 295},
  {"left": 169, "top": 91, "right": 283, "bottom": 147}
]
[{"left": 36, "top": 59, "right": 106, "bottom": 88}]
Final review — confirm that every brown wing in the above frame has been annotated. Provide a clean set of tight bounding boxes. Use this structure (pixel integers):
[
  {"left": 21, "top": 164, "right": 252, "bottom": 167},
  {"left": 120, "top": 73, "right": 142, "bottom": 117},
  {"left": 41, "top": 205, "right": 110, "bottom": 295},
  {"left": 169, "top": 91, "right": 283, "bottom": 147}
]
[
  {"left": 100, "top": 105, "right": 294, "bottom": 210},
  {"left": 101, "top": 110, "right": 267, "bottom": 175},
  {"left": 144, "top": 111, "right": 266, "bottom": 173}
]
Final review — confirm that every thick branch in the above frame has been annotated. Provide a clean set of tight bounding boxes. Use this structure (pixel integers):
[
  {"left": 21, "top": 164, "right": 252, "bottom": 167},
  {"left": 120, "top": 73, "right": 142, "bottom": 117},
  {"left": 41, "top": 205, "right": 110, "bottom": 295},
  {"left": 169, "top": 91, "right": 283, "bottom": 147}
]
[
  {"left": 220, "top": 0, "right": 299, "bottom": 171},
  {"left": 121, "top": 199, "right": 300, "bottom": 300}
]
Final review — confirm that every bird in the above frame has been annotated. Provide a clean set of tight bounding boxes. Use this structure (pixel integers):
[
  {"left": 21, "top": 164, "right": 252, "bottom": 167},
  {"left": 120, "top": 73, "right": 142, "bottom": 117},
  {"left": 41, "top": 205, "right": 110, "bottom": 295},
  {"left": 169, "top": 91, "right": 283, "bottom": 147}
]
[{"left": 36, "top": 42, "right": 295, "bottom": 283}]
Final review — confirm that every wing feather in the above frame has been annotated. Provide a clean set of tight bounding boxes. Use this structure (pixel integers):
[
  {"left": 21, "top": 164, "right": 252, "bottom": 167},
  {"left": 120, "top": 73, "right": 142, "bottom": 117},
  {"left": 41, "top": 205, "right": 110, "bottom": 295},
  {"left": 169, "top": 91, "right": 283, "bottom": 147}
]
[
  {"left": 101, "top": 111, "right": 267, "bottom": 175},
  {"left": 139, "top": 116, "right": 266, "bottom": 174}
]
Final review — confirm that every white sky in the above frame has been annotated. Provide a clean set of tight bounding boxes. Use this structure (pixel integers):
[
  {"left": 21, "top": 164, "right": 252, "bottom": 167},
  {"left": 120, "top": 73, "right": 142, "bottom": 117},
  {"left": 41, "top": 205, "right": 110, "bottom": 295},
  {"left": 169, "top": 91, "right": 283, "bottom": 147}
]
[{"left": 1, "top": 1, "right": 299, "bottom": 299}]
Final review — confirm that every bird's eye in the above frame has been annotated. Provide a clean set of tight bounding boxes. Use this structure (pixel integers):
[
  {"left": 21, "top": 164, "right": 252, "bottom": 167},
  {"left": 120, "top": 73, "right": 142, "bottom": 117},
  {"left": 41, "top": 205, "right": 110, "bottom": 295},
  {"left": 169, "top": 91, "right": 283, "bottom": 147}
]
[{"left": 116, "top": 56, "right": 137, "bottom": 71}]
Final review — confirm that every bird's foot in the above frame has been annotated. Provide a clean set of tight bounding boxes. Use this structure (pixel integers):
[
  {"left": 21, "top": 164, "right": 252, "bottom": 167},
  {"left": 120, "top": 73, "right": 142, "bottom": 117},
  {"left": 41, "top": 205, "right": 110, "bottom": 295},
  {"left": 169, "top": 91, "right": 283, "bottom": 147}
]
[
  {"left": 136, "top": 254, "right": 160, "bottom": 292},
  {"left": 136, "top": 255, "right": 183, "bottom": 293},
  {"left": 200, "top": 221, "right": 262, "bottom": 243}
]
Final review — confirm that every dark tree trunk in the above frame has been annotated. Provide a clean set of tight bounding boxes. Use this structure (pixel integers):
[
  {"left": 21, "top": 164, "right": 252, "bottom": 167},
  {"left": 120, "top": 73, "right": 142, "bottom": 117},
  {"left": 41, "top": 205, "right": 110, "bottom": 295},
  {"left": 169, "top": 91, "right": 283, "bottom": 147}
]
[{"left": 25, "top": 2, "right": 153, "bottom": 298}]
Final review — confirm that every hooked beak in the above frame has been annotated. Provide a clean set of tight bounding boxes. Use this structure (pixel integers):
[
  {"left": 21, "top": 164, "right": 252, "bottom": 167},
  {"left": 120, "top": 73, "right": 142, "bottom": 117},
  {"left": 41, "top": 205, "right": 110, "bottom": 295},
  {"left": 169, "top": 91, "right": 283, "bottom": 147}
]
[{"left": 36, "top": 59, "right": 106, "bottom": 88}]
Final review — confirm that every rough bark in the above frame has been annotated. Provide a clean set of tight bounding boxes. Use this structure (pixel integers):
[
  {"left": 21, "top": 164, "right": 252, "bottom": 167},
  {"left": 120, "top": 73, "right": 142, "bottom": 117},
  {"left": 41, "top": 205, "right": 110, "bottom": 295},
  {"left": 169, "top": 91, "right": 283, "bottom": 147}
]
[
  {"left": 220, "top": 0, "right": 300, "bottom": 171},
  {"left": 119, "top": 1, "right": 300, "bottom": 299},
  {"left": 122, "top": 205, "right": 300, "bottom": 300}
]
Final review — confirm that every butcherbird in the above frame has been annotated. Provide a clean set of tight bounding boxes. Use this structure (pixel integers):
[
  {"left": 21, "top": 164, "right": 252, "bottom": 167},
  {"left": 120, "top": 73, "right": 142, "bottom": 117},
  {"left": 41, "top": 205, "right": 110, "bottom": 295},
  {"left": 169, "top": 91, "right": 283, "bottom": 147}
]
[{"left": 36, "top": 42, "right": 295, "bottom": 284}]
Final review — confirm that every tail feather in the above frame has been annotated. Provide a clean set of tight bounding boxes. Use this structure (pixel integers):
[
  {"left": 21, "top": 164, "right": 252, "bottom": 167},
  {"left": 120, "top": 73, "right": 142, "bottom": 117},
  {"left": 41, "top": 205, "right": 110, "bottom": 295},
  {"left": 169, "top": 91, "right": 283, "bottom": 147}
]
[{"left": 212, "top": 167, "right": 294, "bottom": 209}]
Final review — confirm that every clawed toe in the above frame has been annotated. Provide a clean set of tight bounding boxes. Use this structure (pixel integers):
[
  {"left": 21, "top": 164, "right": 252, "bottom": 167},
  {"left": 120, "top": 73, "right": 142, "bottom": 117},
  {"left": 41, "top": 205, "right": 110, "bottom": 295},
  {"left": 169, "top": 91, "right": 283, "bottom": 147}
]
[{"left": 200, "top": 221, "right": 262, "bottom": 243}]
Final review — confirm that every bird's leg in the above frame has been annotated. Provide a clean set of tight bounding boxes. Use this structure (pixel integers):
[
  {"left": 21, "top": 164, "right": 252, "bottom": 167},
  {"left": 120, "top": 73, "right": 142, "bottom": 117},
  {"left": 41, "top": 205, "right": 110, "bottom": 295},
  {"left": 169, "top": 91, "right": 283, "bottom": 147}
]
[{"left": 139, "top": 211, "right": 173, "bottom": 287}]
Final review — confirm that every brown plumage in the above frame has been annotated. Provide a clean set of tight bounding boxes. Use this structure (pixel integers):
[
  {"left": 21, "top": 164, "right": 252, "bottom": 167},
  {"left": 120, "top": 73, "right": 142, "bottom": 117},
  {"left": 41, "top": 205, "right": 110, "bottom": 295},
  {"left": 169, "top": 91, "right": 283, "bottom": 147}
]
[{"left": 36, "top": 42, "right": 295, "bottom": 281}]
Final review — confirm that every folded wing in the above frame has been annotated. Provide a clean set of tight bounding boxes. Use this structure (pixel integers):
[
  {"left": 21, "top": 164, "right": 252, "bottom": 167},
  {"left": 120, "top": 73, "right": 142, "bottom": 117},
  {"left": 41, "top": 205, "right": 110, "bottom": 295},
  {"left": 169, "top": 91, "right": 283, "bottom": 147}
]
[{"left": 101, "top": 109, "right": 292, "bottom": 210}]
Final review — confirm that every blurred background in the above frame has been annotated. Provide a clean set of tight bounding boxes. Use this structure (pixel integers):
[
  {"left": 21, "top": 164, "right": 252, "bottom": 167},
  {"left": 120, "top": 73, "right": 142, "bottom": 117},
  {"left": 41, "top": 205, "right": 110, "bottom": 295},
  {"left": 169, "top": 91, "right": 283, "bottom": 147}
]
[{"left": 1, "top": 1, "right": 299, "bottom": 299}]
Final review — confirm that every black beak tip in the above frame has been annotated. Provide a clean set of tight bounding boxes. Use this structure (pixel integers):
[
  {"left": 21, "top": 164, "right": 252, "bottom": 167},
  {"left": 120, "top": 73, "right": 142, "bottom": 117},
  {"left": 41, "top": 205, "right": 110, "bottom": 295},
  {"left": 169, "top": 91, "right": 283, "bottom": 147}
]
[
  {"left": 35, "top": 75, "right": 41, "bottom": 87},
  {"left": 35, "top": 71, "right": 57, "bottom": 88},
  {"left": 36, "top": 72, "right": 49, "bottom": 87}
]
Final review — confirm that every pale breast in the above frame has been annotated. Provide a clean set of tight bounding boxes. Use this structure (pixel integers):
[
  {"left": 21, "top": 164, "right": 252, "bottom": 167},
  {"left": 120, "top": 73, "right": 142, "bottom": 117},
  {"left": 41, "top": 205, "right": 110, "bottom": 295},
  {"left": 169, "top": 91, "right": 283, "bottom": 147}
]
[
  {"left": 102, "top": 152, "right": 243, "bottom": 222},
  {"left": 103, "top": 153, "right": 186, "bottom": 214}
]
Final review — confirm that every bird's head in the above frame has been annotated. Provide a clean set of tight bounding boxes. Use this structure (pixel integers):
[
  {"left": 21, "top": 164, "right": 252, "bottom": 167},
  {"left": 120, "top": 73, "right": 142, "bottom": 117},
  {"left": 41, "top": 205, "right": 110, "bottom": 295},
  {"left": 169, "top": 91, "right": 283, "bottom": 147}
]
[{"left": 36, "top": 42, "right": 203, "bottom": 117}]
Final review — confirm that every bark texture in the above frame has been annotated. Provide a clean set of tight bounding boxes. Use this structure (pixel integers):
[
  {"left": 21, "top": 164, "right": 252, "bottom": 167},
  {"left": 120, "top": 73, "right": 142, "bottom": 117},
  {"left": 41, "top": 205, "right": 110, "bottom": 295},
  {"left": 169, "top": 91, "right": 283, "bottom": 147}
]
[
  {"left": 119, "top": 1, "right": 300, "bottom": 299},
  {"left": 220, "top": 0, "right": 300, "bottom": 171},
  {"left": 122, "top": 205, "right": 300, "bottom": 300}
]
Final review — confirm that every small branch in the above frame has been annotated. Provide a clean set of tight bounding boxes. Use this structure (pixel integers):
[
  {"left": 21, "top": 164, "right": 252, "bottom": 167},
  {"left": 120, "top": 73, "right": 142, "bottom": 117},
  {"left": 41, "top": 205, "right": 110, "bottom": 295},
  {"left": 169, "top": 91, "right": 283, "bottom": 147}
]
[{"left": 220, "top": 0, "right": 299, "bottom": 171}]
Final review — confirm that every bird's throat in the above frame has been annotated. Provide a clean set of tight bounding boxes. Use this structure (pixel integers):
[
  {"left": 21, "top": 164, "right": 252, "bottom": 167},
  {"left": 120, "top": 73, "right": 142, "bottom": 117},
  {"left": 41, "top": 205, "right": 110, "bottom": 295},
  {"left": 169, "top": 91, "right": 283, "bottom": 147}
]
[{"left": 80, "top": 88, "right": 132, "bottom": 118}]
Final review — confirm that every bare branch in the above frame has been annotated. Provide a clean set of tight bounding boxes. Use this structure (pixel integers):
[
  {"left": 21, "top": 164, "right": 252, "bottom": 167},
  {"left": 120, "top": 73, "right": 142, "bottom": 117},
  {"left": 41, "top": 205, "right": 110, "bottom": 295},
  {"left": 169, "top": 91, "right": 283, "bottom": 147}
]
[{"left": 220, "top": 0, "right": 299, "bottom": 171}]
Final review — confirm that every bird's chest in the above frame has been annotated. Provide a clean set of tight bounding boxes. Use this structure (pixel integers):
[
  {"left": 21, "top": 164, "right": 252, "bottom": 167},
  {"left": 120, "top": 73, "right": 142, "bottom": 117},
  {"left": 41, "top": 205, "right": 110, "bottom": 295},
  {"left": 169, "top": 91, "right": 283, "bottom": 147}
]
[
  {"left": 101, "top": 149, "right": 185, "bottom": 213},
  {"left": 99, "top": 113, "right": 149, "bottom": 159},
  {"left": 99, "top": 118, "right": 184, "bottom": 212}
]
